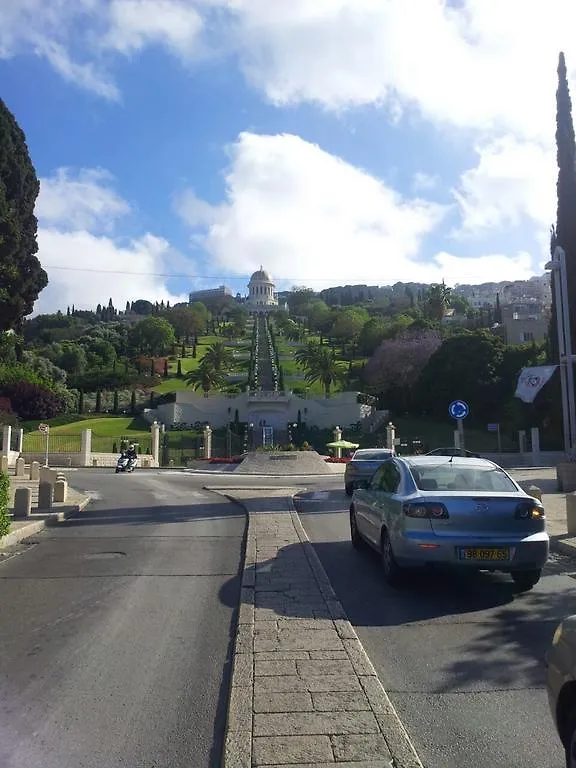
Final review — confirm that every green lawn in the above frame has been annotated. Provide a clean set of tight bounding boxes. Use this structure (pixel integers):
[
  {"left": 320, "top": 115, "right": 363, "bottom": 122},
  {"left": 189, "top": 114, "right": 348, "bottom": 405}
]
[
  {"left": 393, "top": 416, "right": 518, "bottom": 452},
  {"left": 155, "top": 335, "right": 239, "bottom": 393}
]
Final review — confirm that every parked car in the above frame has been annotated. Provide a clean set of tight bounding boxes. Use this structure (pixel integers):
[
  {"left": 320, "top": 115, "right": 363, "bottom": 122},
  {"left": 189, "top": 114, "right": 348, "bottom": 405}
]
[
  {"left": 344, "top": 448, "right": 395, "bottom": 496},
  {"left": 546, "top": 615, "right": 576, "bottom": 767},
  {"left": 426, "top": 447, "right": 481, "bottom": 458},
  {"left": 349, "top": 455, "right": 549, "bottom": 589}
]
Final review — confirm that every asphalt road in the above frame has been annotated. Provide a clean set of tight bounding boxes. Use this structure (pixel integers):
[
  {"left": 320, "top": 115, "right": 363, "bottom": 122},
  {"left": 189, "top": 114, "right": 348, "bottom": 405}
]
[
  {"left": 0, "top": 469, "right": 247, "bottom": 768},
  {"left": 295, "top": 485, "right": 576, "bottom": 768}
]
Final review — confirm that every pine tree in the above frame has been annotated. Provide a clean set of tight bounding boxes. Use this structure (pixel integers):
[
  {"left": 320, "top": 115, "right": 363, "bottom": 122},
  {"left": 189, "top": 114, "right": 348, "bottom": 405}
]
[
  {"left": 494, "top": 293, "right": 502, "bottom": 324},
  {"left": 113, "top": 390, "right": 119, "bottom": 413},
  {"left": 177, "top": 359, "right": 182, "bottom": 377},
  {"left": 130, "top": 390, "right": 137, "bottom": 414},
  {"left": 552, "top": 52, "right": 576, "bottom": 359}
]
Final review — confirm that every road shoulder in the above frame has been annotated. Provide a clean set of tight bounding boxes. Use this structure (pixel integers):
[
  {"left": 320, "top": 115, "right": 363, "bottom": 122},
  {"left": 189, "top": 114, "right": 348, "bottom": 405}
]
[{"left": 209, "top": 486, "right": 422, "bottom": 768}]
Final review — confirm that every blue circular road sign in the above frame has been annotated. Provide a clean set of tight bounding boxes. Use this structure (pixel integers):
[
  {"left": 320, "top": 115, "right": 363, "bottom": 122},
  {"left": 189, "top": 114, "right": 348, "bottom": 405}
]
[{"left": 449, "top": 400, "right": 469, "bottom": 420}]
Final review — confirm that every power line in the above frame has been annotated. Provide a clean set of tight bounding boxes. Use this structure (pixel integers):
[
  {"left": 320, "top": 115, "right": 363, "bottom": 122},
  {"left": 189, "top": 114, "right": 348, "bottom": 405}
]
[{"left": 43, "top": 264, "right": 370, "bottom": 283}]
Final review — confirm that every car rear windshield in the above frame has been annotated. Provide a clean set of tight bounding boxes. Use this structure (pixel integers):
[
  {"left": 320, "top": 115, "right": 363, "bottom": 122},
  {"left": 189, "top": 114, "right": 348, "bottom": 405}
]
[
  {"left": 409, "top": 463, "right": 517, "bottom": 493},
  {"left": 353, "top": 451, "right": 392, "bottom": 461}
]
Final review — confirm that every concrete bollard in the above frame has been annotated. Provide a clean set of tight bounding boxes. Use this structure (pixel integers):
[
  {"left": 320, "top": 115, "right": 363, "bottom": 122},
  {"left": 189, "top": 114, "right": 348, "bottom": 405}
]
[
  {"left": 15, "top": 457, "right": 25, "bottom": 477},
  {"left": 53, "top": 479, "right": 68, "bottom": 503},
  {"left": 30, "top": 461, "right": 40, "bottom": 481},
  {"left": 38, "top": 481, "right": 53, "bottom": 510},
  {"left": 0, "top": 456, "right": 8, "bottom": 473},
  {"left": 567, "top": 493, "right": 576, "bottom": 536},
  {"left": 92, "top": 457, "right": 98, "bottom": 467},
  {"left": 13, "top": 487, "right": 32, "bottom": 519},
  {"left": 528, "top": 485, "right": 542, "bottom": 501}
]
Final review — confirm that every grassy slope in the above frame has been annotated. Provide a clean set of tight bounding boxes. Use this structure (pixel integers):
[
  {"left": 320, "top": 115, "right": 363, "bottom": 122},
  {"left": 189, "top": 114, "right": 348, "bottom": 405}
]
[{"left": 154, "top": 336, "right": 247, "bottom": 394}]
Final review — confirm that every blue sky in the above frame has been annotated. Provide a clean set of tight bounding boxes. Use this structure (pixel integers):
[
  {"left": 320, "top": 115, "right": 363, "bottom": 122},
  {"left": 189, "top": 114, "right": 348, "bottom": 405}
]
[{"left": 1, "top": 0, "right": 574, "bottom": 312}]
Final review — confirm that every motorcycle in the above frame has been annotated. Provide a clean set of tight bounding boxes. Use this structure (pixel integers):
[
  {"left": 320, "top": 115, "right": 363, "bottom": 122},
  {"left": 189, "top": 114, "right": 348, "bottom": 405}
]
[{"left": 116, "top": 453, "right": 137, "bottom": 473}]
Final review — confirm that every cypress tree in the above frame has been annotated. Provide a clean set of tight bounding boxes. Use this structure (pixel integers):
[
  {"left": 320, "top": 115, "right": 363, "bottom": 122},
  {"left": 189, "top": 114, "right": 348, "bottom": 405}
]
[
  {"left": 130, "top": 390, "right": 137, "bottom": 414},
  {"left": 113, "top": 390, "right": 119, "bottom": 413},
  {"left": 163, "top": 359, "right": 169, "bottom": 378},
  {"left": 0, "top": 99, "right": 48, "bottom": 331},
  {"left": 551, "top": 52, "right": 576, "bottom": 361},
  {"left": 95, "top": 390, "right": 102, "bottom": 412},
  {"left": 177, "top": 359, "right": 182, "bottom": 377}
]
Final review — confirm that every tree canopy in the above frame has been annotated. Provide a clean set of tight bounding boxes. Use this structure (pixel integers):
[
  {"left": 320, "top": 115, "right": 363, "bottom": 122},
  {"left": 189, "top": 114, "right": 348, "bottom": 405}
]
[{"left": 0, "top": 98, "right": 47, "bottom": 331}]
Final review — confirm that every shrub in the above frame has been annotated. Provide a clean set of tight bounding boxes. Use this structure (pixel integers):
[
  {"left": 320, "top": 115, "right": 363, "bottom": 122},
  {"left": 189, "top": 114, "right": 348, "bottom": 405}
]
[
  {"left": 3, "top": 381, "right": 66, "bottom": 420},
  {"left": 324, "top": 456, "right": 350, "bottom": 463},
  {"left": 0, "top": 472, "right": 10, "bottom": 539}
]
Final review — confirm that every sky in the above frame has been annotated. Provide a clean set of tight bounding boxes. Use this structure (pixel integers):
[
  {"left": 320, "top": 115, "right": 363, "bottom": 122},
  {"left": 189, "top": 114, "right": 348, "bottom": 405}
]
[{"left": 1, "top": 0, "right": 575, "bottom": 313}]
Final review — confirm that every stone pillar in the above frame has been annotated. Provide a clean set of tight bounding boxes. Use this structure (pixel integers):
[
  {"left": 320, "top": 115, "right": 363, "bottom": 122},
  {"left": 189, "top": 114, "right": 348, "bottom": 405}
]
[
  {"left": 531, "top": 427, "right": 541, "bottom": 466},
  {"left": 1, "top": 455, "right": 9, "bottom": 474},
  {"left": 13, "top": 487, "right": 32, "bottom": 519},
  {"left": 518, "top": 430, "right": 527, "bottom": 455},
  {"left": 567, "top": 493, "right": 576, "bottom": 536},
  {"left": 38, "top": 481, "right": 53, "bottom": 510},
  {"left": 385, "top": 422, "right": 396, "bottom": 451},
  {"left": 203, "top": 426, "right": 213, "bottom": 459},
  {"left": 151, "top": 421, "right": 161, "bottom": 466},
  {"left": 53, "top": 475, "right": 68, "bottom": 503},
  {"left": 15, "top": 457, "right": 25, "bottom": 477},
  {"left": 1, "top": 425, "right": 11, "bottom": 459},
  {"left": 30, "top": 461, "right": 40, "bottom": 481},
  {"left": 333, "top": 426, "right": 342, "bottom": 459},
  {"left": 15, "top": 428, "right": 23, "bottom": 454},
  {"left": 80, "top": 429, "right": 92, "bottom": 467}
]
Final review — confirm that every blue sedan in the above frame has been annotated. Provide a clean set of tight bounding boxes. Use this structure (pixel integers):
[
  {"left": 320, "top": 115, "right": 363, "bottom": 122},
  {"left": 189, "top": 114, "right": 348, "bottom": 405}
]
[{"left": 349, "top": 455, "right": 549, "bottom": 590}]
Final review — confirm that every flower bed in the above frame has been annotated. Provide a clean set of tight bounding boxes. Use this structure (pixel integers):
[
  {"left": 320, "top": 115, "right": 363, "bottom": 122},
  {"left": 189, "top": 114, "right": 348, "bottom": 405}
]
[
  {"left": 324, "top": 456, "right": 350, "bottom": 463},
  {"left": 207, "top": 456, "right": 244, "bottom": 464}
]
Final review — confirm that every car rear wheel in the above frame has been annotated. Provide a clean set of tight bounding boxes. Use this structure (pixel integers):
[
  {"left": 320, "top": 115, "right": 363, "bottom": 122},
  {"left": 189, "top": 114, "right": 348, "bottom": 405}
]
[
  {"left": 511, "top": 568, "right": 541, "bottom": 591},
  {"left": 345, "top": 483, "right": 354, "bottom": 496},
  {"left": 380, "top": 529, "right": 405, "bottom": 587},
  {"left": 350, "top": 507, "right": 364, "bottom": 549}
]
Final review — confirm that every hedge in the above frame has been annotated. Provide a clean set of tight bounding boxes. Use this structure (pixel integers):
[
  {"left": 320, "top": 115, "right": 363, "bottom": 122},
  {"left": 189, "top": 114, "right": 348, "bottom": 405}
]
[{"left": 0, "top": 471, "right": 10, "bottom": 539}]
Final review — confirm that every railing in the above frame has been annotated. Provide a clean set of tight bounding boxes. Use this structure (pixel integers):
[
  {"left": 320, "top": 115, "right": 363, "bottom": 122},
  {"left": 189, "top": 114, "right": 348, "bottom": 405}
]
[
  {"left": 247, "top": 391, "right": 290, "bottom": 400},
  {"left": 22, "top": 433, "right": 82, "bottom": 453}
]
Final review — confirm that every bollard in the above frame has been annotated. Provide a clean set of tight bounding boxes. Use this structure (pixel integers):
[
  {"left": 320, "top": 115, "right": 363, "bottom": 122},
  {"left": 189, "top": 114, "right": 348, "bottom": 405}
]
[
  {"left": 13, "top": 487, "right": 32, "bottom": 519},
  {"left": 38, "top": 481, "right": 53, "bottom": 510},
  {"left": 53, "top": 479, "right": 68, "bottom": 503},
  {"left": 30, "top": 461, "right": 40, "bottom": 481},
  {"left": 567, "top": 493, "right": 576, "bottom": 536},
  {"left": 92, "top": 457, "right": 98, "bottom": 467},
  {"left": 15, "top": 457, "right": 25, "bottom": 477},
  {"left": 0, "top": 456, "right": 8, "bottom": 473},
  {"left": 528, "top": 485, "right": 542, "bottom": 502}
]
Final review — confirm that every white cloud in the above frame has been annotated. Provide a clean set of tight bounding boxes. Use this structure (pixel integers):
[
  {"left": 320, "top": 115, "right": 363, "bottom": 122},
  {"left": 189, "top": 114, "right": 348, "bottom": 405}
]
[
  {"left": 453, "top": 137, "right": 557, "bottom": 236},
  {"left": 34, "top": 168, "right": 187, "bottom": 313},
  {"left": 177, "top": 131, "right": 533, "bottom": 288},
  {"left": 221, "top": 0, "right": 576, "bottom": 141},
  {"left": 37, "top": 168, "right": 131, "bottom": 232},
  {"left": 104, "top": 0, "right": 204, "bottom": 57},
  {"left": 433, "top": 251, "right": 535, "bottom": 287}
]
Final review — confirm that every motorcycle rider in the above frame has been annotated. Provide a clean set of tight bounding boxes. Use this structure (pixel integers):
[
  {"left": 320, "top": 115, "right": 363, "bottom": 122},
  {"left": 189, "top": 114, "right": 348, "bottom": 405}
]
[{"left": 125, "top": 443, "right": 137, "bottom": 462}]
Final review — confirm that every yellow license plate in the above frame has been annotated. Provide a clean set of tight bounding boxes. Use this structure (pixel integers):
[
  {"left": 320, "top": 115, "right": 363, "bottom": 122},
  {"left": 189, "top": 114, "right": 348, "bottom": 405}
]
[{"left": 460, "top": 548, "right": 510, "bottom": 561}]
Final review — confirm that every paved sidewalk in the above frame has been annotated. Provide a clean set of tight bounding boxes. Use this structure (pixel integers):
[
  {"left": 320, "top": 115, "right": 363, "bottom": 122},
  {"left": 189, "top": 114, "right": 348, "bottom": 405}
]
[
  {"left": 210, "top": 487, "right": 422, "bottom": 768},
  {"left": 1, "top": 477, "right": 91, "bottom": 549}
]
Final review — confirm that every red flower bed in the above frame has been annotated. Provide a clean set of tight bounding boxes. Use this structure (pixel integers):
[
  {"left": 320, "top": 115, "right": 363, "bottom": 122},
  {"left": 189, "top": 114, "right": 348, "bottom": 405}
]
[
  {"left": 208, "top": 456, "right": 244, "bottom": 464},
  {"left": 324, "top": 456, "right": 351, "bottom": 463}
]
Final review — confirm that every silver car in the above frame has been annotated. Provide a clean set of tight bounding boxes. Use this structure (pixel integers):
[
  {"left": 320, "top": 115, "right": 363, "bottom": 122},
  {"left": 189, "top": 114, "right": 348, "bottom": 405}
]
[
  {"left": 349, "top": 455, "right": 549, "bottom": 589},
  {"left": 546, "top": 616, "right": 576, "bottom": 767},
  {"left": 344, "top": 448, "right": 395, "bottom": 496}
]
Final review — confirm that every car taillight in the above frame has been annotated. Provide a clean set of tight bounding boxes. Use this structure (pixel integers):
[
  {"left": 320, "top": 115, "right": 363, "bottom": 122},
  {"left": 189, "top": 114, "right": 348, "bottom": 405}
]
[
  {"left": 515, "top": 501, "right": 545, "bottom": 520},
  {"left": 403, "top": 502, "right": 449, "bottom": 519}
]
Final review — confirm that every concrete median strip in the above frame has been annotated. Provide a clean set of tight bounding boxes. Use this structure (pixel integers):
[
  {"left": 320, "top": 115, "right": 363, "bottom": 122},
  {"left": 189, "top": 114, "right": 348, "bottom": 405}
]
[{"left": 208, "top": 487, "right": 423, "bottom": 768}]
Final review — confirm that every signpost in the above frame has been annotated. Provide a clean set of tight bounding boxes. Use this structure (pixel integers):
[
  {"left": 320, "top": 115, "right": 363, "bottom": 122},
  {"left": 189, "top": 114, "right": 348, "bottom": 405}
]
[
  {"left": 487, "top": 423, "right": 502, "bottom": 455},
  {"left": 38, "top": 423, "right": 50, "bottom": 466},
  {"left": 448, "top": 401, "right": 469, "bottom": 456}
]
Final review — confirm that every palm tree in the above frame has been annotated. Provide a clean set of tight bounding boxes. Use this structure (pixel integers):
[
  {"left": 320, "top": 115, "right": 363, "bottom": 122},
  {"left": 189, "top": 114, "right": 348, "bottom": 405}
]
[
  {"left": 202, "top": 341, "right": 236, "bottom": 372},
  {"left": 424, "top": 282, "right": 451, "bottom": 321},
  {"left": 295, "top": 343, "right": 346, "bottom": 396},
  {"left": 185, "top": 362, "right": 228, "bottom": 396}
]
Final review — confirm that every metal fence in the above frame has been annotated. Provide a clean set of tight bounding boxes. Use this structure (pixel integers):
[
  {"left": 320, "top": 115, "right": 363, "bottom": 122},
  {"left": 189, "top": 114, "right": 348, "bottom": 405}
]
[
  {"left": 22, "top": 433, "right": 82, "bottom": 453},
  {"left": 91, "top": 434, "right": 152, "bottom": 455}
]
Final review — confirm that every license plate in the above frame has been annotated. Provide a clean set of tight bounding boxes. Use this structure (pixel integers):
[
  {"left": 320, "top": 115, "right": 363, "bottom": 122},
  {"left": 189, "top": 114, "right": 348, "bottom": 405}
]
[{"left": 459, "top": 548, "right": 510, "bottom": 561}]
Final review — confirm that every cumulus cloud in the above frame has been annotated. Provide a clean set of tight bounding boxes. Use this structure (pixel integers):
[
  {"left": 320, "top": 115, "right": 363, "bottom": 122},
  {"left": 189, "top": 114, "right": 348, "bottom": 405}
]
[
  {"left": 176, "top": 131, "right": 532, "bottom": 287},
  {"left": 34, "top": 168, "right": 187, "bottom": 313},
  {"left": 37, "top": 168, "right": 131, "bottom": 232},
  {"left": 453, "top": 137, "right": 557, "bottom": 236}
]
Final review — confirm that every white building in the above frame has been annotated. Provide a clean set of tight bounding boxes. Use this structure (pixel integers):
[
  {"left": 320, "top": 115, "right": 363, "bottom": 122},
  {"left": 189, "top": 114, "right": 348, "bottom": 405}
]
[{"left": 246, "top": 267, "right": 280, "bottom": 314}]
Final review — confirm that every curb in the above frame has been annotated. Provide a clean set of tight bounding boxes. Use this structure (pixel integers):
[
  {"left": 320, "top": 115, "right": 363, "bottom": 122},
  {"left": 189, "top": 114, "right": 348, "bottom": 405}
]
[
  {"left": 221, "top": 493, "right": 423, "bottom": 768},
  {"left": 0, "top": 496, "right": 91, "bottom": 549},
  {"left": 550, "top": 536, "right": 576, "bottom": 559}
]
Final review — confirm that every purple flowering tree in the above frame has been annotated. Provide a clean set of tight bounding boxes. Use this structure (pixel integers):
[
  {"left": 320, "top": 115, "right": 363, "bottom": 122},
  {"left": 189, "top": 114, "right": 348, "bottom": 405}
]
[{"left": 365, "top": 330, "right": 442, "bottom": 406}]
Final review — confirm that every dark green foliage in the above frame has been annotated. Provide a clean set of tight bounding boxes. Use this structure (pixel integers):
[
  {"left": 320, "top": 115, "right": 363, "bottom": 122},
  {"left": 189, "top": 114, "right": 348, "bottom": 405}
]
[
  {"left": 163, "top": 359, "right": 169, "bottom": 378},
  {"left": 177, "top": 359, "right": 182, "bottom": 377},
  {"left": 0, "top": 99, "right": 48, "bottom": 331},
  {"left": 0, "top": 471, "right": 9, "bottom": 539},
  {"left": 113, "top": 390, "right": 119, "bottom": 413},
  {"left": 95, "top": 390, "right": 102, "bottom": 412},
  {"left": 130, "top": 390, "right": 136, "bottom": 414},
  {"left": 3, "top": 381, "right": 66, "bottom": 419},
  {"left": 78, "top": 390, "right": 84, "bottom": 413}
]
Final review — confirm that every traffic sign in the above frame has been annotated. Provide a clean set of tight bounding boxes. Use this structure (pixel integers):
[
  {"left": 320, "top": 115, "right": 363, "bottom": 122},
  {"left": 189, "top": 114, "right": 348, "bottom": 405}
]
[
  {"left": 448, "top": 400, "right": 469, "bottom": 420},
  {"left": 38, "top": 423, "right": 50, "bottom": 433},
  {"left": 487, "top": 423, "right": 499, "bottom": 432}
]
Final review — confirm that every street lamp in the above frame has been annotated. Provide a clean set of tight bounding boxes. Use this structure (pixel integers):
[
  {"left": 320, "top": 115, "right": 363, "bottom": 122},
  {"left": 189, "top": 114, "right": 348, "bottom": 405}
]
[{"left": 545, "top": 245, "right": 576, "bottom": 453}]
